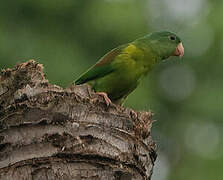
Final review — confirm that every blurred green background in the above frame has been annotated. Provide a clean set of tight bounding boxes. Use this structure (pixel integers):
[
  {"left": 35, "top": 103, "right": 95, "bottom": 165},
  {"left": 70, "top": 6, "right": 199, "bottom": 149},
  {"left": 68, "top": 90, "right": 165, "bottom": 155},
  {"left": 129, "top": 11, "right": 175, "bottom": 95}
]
[{"left": 0, "top": 0, "right": 222, "bottom": 179}]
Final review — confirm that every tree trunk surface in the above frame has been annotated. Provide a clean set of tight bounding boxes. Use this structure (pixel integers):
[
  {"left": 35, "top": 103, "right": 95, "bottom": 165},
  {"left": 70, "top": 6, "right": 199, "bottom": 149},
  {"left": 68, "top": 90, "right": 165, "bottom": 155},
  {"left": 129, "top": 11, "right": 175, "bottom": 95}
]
[{"left": 0, "top": 60, "right": 156, "bottom": 180}]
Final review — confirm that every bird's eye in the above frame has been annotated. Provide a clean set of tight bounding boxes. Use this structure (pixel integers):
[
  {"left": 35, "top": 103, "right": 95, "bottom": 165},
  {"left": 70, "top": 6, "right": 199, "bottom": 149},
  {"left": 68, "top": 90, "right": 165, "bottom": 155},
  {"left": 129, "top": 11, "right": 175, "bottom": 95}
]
[{"left": 169, "top": 36, "right": 176, "bottom": 41}]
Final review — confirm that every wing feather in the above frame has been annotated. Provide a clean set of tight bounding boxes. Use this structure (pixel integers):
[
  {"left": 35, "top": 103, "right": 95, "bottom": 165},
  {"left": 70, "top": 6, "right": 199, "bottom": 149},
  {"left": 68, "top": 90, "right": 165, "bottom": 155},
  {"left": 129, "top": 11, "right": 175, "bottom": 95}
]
[{"left": 75, "top": 46, "right": 125, "bottom": 85}]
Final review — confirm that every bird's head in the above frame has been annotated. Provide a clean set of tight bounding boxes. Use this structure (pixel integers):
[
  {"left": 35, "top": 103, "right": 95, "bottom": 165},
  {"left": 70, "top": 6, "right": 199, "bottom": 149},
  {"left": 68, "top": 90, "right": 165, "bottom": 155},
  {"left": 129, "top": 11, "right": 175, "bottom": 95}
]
[{"left": 138, "top": 31, "right": 184, "bottom": 60}]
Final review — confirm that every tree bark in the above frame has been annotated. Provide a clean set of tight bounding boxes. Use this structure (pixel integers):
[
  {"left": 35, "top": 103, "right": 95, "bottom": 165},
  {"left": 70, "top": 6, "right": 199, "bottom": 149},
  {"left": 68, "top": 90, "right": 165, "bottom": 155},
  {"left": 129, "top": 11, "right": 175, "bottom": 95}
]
[{"left": 0, "top": 60, "right": 156, "bottom": 180}]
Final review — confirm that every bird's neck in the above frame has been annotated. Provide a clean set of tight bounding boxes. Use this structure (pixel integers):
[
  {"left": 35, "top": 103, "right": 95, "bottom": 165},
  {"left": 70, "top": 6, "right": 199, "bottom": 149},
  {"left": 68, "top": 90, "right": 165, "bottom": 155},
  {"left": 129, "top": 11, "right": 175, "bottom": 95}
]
[
  {"left": 122, "top": 42, "right": 160, "bottom": 79},
  {"left": 134, "top": 38, "right": 164, "bottom": 62},
  {"left": 133, "top": 41, "right": 162, "bottom": 66}
]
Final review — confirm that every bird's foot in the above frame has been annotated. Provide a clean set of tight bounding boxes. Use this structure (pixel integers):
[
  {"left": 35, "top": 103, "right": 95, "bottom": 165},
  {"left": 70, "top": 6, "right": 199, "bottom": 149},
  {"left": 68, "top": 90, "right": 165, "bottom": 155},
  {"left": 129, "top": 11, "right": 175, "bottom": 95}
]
[
  {"left": 130, "top": 109, "right": 138, "bottom": 119},
  {"left": 96, "top": 92, "right": 112, "bottom": 106}
]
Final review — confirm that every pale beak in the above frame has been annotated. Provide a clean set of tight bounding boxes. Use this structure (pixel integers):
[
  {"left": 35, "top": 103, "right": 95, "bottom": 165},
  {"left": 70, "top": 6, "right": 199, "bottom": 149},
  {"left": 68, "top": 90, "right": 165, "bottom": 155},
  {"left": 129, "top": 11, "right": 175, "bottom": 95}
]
[{"left": 173, "top": 42, "right": 184, "bottom": 58}]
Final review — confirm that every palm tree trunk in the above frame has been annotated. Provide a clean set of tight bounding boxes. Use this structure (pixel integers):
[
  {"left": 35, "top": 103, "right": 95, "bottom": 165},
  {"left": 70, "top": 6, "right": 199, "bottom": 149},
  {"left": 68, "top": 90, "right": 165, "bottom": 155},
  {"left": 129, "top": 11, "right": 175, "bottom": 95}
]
[{"left": 0, "top": 60, "right": 156, "bottom": 180}]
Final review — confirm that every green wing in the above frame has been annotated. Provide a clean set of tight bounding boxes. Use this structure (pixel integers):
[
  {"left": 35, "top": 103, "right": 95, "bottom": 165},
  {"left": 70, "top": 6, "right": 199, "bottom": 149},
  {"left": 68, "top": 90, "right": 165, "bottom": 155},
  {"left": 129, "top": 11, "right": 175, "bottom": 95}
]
[{"left": 75, "top": 45, "right": 125, "bottom": 85}]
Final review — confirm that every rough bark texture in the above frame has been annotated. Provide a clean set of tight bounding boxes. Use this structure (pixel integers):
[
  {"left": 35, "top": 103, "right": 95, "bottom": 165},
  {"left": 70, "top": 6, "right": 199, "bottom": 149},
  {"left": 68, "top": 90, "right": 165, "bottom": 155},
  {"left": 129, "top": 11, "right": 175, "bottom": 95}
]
[{"left": 0, "top": 60, "right": 156, "bottom": 180}]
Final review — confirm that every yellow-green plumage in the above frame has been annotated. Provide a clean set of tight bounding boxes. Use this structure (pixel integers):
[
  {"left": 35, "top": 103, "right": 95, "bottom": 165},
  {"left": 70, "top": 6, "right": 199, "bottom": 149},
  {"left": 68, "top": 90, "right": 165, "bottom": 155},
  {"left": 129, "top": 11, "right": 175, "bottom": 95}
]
[{"left": 75, "top": 31, "right": 184, "bottom": 105}]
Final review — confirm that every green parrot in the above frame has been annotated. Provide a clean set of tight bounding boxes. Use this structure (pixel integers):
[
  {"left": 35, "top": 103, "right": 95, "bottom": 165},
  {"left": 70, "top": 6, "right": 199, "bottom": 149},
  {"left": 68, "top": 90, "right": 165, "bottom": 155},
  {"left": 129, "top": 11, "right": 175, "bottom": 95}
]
[{"left": 75, "top": 31, "right": 184, "bottom": 105}]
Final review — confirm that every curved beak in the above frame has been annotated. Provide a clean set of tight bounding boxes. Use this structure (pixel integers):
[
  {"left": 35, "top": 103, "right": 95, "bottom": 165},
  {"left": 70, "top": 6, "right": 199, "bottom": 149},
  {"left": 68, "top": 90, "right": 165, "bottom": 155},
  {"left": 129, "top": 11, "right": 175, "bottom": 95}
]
[{"left": 173, "top": 42, "right": 184, "bottom": 58}]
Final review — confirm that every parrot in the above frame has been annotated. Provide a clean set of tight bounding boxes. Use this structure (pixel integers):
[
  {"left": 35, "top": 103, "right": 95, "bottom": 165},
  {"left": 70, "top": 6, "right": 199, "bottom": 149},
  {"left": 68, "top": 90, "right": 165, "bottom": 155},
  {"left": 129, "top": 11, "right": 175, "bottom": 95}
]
[{"left": 75, "top": 31, "right": 184, "bottom": 106}]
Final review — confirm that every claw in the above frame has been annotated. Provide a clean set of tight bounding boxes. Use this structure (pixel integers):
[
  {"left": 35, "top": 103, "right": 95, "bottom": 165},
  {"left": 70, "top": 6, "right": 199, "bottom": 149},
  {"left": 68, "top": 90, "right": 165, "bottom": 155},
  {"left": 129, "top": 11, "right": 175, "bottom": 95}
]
[
  {"left": 130, "top": 109, "right": 137, "bottom": 119},
  {"left": 96, "top": 92, "right": 112, "bottom": 106}
]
